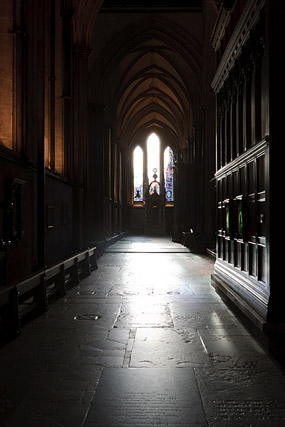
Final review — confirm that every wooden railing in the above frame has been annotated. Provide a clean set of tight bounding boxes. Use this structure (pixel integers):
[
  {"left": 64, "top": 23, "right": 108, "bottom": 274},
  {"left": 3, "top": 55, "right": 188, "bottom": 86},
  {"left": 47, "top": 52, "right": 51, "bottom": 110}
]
[{"left": 0, "top": 246, "right": 97, "bottom": 339}]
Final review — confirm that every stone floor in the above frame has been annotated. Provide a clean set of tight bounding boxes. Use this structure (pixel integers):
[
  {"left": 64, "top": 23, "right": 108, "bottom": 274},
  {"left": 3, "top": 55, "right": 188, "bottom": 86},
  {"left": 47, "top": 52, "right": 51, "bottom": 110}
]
[{"left": 1, "top": 235, "right": 285, "bottom": 426}]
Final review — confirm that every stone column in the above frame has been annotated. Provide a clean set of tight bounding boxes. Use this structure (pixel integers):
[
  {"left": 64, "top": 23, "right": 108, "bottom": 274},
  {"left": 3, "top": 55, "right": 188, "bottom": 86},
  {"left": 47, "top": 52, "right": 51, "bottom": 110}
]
[
  {"left": 61, "top": 5, "right": 74, "bottom": 178},
  {"left": 120, "top": 146, "right": 128, "bottom": 232},
  {"left": 23, "top": 1, "right": 46, "bottom": 268},
  {"left": 88, "top": 103, "right": 106, "bottom": 243},
  {"left": 172, "top": 150, "right": 181, "bottom": 242},
  {"left": 72, "top": 43, "right": 90, "bottom": 250}
]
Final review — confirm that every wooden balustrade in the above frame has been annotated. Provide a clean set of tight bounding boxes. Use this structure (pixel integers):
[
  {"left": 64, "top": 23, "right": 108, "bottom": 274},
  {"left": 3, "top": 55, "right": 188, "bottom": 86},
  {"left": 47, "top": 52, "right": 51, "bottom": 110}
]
[{"left": 0, "top": 246, "right": 97, "bottom": 340}]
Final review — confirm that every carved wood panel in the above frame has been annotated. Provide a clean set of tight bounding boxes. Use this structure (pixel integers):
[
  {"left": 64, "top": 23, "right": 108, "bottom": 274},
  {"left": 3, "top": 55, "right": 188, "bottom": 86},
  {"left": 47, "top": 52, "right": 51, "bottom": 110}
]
[{"left": 216, "top": 139, "right": 268, "bottom": 295}]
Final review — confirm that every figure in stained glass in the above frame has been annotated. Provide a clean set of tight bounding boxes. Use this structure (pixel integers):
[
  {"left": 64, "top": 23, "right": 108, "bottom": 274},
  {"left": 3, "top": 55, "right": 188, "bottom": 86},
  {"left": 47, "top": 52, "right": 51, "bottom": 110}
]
[
  {"left": 133, "top": 136, "right": 174, "bottom": 204},
  {"left": 164, "top": 146, "right": 174, "bottom": 201}
]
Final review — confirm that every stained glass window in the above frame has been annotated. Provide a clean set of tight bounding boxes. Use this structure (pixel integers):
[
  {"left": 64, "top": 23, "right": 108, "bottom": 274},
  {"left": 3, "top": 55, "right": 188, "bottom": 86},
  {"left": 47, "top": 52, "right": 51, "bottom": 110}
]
[
  {"left": 164, "top": 146, "right": 174, "bottom": 201},
  {"left": 149, "top": 180, "right": 160, "bottom": 195},
  {"left": 147, "top": 133, "right": 160, "bottom": 194},
  {"left": 133, "top": 135, "right": 174, "bottom": 203},
  {"left": 133, "top": 146, "right": 143, "bottom": 201}
]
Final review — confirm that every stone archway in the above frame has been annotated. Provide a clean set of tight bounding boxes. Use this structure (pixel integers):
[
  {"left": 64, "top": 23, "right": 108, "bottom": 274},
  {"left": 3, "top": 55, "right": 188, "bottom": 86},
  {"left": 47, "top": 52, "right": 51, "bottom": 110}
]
[{"left": 88, "top": 14, "right": 204, "bottom": 237}]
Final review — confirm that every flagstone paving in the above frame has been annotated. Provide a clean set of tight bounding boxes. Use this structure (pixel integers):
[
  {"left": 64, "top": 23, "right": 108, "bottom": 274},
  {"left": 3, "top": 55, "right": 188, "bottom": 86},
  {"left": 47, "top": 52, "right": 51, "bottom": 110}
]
[{"left": 1, "top": 235, "right": 285, "bottom": 426}]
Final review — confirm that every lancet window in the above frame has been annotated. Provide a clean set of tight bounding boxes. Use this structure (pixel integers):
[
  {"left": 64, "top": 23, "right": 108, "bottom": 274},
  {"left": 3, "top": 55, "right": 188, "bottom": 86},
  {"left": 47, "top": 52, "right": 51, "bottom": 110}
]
[
  {"left": 133, "top": 133, "right": 174, "bottom": 203},
  {"left": 133, "top": 146, "right": 144, "bottom": 201}
]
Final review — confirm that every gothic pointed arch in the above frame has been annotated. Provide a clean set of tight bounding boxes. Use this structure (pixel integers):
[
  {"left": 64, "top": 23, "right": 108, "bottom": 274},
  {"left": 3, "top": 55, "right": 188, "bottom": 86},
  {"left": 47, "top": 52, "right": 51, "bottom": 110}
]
[
  {"left": 89, "top": 14, "right": 203, "bottom": 152},
  {"left": 72, "top": 0, "right": 103, "bottom": 46}
]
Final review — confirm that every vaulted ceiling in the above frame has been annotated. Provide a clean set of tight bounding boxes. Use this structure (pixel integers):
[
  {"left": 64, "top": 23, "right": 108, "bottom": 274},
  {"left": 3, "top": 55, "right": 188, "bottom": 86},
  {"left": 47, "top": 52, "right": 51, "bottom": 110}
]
[{"left": 88, "top": 9, "right": 203, "bottom": 151}]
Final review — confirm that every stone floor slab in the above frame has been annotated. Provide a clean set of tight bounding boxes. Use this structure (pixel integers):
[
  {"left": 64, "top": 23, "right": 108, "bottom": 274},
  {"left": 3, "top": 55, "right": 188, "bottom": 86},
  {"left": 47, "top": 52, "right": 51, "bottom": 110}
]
[
  {"left": 85, "top": 368, "right": 207, "bottom": 426},
  {"left": 114, "top": 300, "right": 173, "bottom": 328},
  {"left": 1, "top": 235, "right": 285, "bottom": 427},
  {"left": 130, "top": 328, "right": 211, "bottom": 368},
  {"left": 194, "top": 365, "right": 285, "bottom": 426},
  {"left": 171, "top": 301, "right": 240, "bottom": 330}
]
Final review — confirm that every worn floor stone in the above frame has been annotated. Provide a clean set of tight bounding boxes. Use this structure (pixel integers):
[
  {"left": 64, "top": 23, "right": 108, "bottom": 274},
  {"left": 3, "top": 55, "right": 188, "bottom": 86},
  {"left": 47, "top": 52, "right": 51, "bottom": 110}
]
[
  {"left": 1, "top": 235, "right": 285, "bottom": 426},
  {"left": 130, "top": 328, "right": 210, "bottom": 368},
  {"left": 84, "top": 368, "right": 207, "bottom": 426}
]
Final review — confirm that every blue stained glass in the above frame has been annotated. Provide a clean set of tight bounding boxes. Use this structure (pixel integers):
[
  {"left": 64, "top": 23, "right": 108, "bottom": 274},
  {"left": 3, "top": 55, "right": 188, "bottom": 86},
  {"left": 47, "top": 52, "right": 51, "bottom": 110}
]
[
  {"left": 134, "top": 184, "right": 143, "bottom": 201},
  {"left": 164, "top": 146, "right": 174, "bottom": 201}
]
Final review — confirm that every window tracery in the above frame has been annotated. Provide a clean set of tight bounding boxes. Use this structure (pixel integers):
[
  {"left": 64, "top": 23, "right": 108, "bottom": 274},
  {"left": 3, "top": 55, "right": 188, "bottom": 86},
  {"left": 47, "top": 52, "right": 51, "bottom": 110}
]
[{"left": 133, "top": 133, "right": 174, "bottom": 204}]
